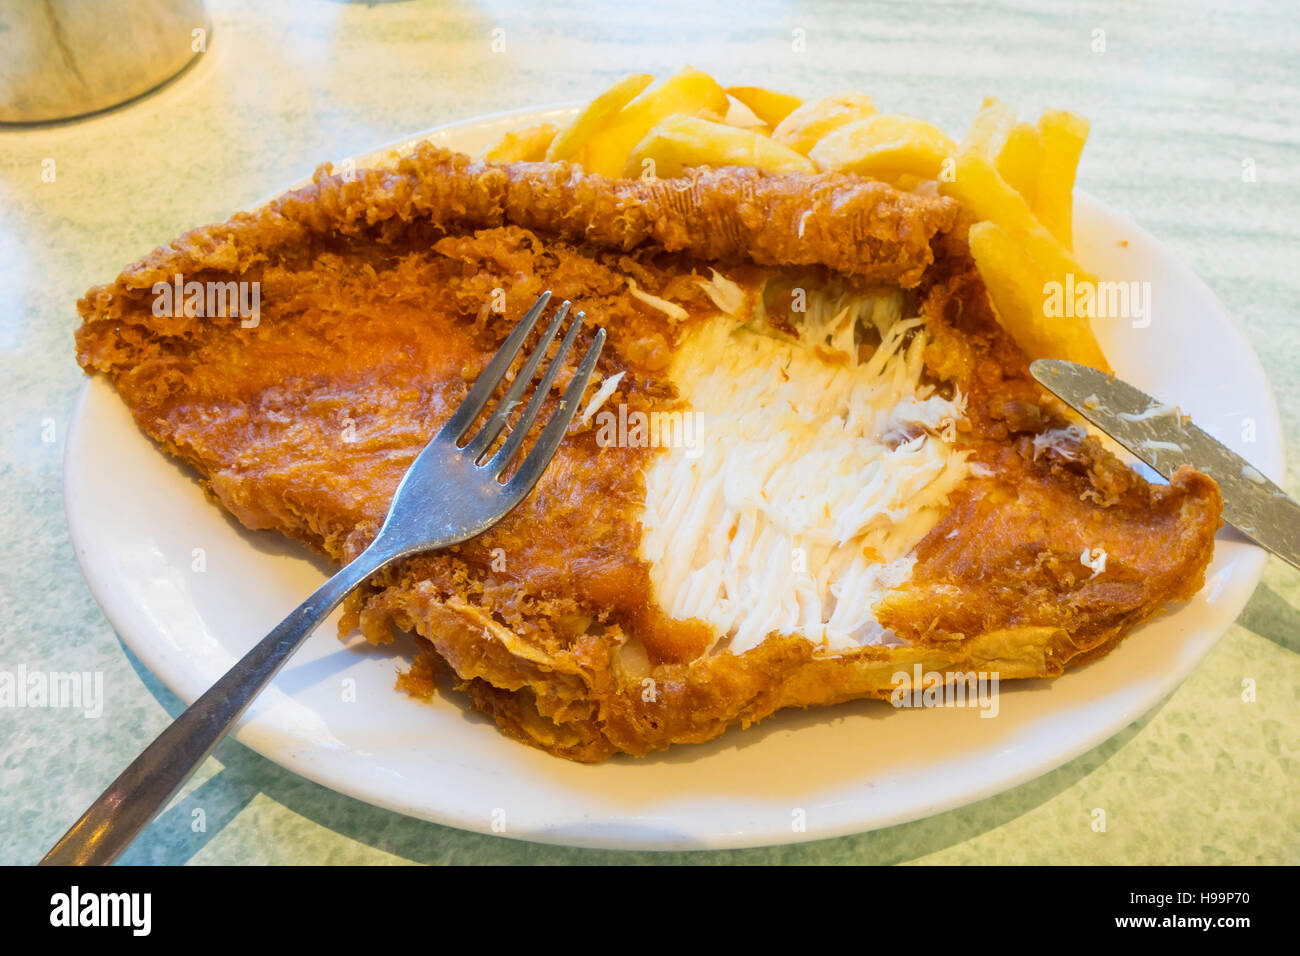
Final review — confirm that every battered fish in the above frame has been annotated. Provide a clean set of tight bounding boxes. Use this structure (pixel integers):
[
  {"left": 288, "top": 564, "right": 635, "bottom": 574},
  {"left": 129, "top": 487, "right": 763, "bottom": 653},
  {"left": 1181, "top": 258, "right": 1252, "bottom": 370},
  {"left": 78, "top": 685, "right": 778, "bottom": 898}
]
[{"left": 75, "top": 145, "right": 1221, "bottom": 761}]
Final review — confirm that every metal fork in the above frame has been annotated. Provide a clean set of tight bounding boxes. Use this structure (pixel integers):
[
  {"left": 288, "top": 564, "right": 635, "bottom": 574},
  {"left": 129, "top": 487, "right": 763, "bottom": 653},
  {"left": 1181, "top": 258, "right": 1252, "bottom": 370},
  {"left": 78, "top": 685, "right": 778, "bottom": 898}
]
[{"left": 43, "top": 291, "right": 604, "bottom": 866}]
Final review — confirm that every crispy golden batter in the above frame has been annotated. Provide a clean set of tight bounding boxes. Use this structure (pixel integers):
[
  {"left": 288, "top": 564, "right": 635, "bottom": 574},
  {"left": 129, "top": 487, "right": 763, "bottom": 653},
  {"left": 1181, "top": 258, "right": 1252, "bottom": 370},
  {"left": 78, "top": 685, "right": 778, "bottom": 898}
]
[
  {"left": 75, "top": 150, "right": 1221, "bottom": 762},
  {"left": 76, "top": 143, "right": 954, "bottom": 318}
]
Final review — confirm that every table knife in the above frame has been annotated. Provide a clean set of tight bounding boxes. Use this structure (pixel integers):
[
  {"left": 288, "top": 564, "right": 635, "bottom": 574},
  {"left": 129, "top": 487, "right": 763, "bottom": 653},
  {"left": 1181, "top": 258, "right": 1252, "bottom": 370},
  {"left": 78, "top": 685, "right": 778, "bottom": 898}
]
[{"left": 1030, "top": 358, "right": 1299, "bottom": 571}]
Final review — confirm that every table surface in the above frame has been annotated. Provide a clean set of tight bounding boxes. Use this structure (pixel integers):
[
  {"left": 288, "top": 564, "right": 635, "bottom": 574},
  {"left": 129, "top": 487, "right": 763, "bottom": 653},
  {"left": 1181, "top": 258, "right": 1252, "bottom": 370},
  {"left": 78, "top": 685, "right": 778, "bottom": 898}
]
[{"left": 2, "top": 0, "right": 1297, "bottom": 865}]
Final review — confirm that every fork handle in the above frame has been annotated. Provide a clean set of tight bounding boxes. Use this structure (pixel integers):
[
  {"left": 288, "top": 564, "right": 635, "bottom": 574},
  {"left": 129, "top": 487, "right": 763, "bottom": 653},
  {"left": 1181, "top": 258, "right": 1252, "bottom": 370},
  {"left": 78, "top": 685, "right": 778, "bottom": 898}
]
[{"left": 41, "top": 546, "right": 391, "bottom": 866}]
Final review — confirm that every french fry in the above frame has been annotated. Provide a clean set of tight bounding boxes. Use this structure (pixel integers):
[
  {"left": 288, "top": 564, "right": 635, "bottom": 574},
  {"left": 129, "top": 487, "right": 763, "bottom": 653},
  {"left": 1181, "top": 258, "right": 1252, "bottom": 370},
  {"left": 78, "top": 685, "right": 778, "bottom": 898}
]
[
  {"left": 1034, "top": 109, "right": 1089, "bottom": 249},
  {"left": 960, "top": 96, "right": 1015, "bottom": 159},
  {"left": 945, "top": 151, "right": 1107, "bottom": 367},
  {"left": 941, "top": 152, "right": 1091, "bottom": 284},
  {"left": 720, "top": 99, "right": 768, "bottom": 131},
  {"left": 483, "top": 122, "right": 559, "bottom": 162},
  {"left": 994, "top": 121, "right": 1042, "bottom": 206},
  {"left": 725, "top": 86, "right": 803, "bottom": 128},
  {"left": 968, "top": 221, "right": 1109, "bottom": 369},
  {"left": 770, "top": 93, "right": 876, "bottom": 155},
  {"left": 545, "top": 73, "right": 654, "bottom": 162},
  {"left": 808, "top": 114, "right": 956, "bottom": 180},
  {"left": 622, "top": 114, "right": 815, "bottom": 179},
  {"left": 576, "top": 67, "right": 731, "bottom": 177}
]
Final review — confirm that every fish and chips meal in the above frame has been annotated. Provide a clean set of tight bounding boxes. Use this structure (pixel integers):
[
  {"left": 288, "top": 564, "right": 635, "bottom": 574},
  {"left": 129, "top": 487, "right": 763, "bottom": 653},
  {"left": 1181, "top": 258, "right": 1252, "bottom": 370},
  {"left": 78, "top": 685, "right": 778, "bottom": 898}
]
[{"left": 75, "top": 69, "right": 1221, "bottom": 761}]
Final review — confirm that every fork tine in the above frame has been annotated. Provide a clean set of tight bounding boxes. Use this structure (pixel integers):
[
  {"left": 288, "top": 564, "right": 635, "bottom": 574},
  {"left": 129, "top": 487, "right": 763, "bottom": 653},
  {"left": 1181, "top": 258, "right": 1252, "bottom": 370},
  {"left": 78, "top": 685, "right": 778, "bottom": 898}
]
[
  {"left": 505, "top": 329, "right": 606, "bottom": 495},
  {"left": 486, "top": 309, "right": 587, "bottom": 475},
  {"left": 436, "top": 291, "right": 551, "bottom": 444},
  {"left": 462, "top": 300, "right": 571, "bottom": 460}
]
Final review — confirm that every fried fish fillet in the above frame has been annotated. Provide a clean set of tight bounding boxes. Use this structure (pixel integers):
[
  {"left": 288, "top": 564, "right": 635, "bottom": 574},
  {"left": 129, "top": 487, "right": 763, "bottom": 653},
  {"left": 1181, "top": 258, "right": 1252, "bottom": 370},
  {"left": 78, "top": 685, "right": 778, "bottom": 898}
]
[{"left": 75, "top": 146, "right": 1221, "bottom": 761}]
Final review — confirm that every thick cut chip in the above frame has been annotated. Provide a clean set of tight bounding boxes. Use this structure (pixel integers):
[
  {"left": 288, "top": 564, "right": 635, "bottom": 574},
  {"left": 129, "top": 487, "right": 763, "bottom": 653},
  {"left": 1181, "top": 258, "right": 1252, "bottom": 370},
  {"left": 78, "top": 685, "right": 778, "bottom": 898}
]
[
  {"left": 968, "top": 220, "right": 1108, "bottom": 368},
  {"left": 575, "top": 67, "right": 730, "bottom": 177},
  {"left": 1034, "top": 109, "right": 1089, "bottom": 249},
  {"left": 943, "top": 153, "right": 1107, "bottom": 368},
  {"left": 771, "top": 92, "right": 876, "bottom": 155},
  {"left": 484, "top": 122, "right": 558, "bottom": 162},
  {"left": 623, "top": 114, "right": 815, "bottom": 178},
  {"left": 995, "top": 121, "right": 1042, "bottom": 205},
  {"left": 809, "top": 113, "right": 957, "bottom": 180},
  {"left": 545, "top": 73, "right": 654, "bottom": 162},
  {"left": 960, "top": 96, "right": 1015, "bottom": 158},
  {"left": 725, "top": 86, "right": 804, "bottom": 127},
  {"left": 941, "top": 152, "right": 1091, "bottom": 285}
]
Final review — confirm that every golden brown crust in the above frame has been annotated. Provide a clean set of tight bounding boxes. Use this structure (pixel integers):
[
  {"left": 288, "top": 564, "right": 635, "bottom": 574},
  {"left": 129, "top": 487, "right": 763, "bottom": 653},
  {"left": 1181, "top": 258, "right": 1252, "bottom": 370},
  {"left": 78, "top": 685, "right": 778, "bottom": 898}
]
[
  {"left": 75, "top": 144, "right": 954, "bottom": 337},
  {"left": 490, "top": 158, "right": 958, "bottom": 286},
  {"left": 74, "top": 146, "right": 1222, "bottom": 762}
]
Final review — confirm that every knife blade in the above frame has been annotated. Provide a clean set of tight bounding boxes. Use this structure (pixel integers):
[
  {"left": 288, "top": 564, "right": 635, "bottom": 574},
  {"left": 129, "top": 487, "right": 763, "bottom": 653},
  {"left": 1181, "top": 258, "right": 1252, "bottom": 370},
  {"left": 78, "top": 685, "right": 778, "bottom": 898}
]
[{"left": 1030, "top": 358, "right": 1299, "bottom": 571}]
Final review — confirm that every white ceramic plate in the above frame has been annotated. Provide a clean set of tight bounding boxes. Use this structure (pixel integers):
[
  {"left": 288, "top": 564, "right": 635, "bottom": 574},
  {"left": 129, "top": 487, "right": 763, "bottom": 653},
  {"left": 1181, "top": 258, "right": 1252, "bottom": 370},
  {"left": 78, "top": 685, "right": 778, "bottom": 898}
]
[{"left": 65, "top": 106, "right": 1284, "bottom": 851}]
